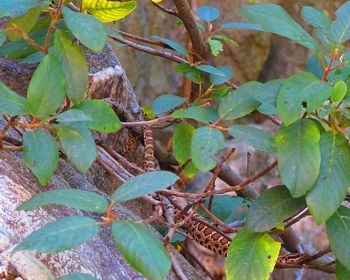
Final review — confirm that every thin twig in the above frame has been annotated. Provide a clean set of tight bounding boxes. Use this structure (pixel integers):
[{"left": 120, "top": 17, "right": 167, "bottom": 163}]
[
  {"left": 152, "top": 1, "right": 178, "bottom": 16},
  {"left": 108, "top": 35, "right": 187, "bottom": 64},
  {"left": 117, "top": 30, "right": 167, "bottom": 48}
]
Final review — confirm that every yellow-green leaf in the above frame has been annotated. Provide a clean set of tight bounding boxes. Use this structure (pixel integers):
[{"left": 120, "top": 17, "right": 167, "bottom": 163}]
[{"left": 82, "top": 0, "right": 137, "bottom": 23}]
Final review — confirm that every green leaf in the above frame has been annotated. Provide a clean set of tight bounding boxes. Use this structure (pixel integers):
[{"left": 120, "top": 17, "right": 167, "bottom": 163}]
[
  {"left": 182, "top": 162, "right": 198, "bottom": 179},
  {"left": 191, "top": 127, "right": 224, "bottom": 172},
  {"left": 331, "top": 2, "right": 350, "bottom": 45},
  {"left": 26, "top": 54, "right": 66, "bottom": 119},
  {"left": 336, "top": 260, "right": 350, "bottom": 280},
  {"left": 151, "top": 94, "right": 186, "bottom": 115},
  {"left": 208, "top": 39, "right": 223, "bottom": 56},
  {"left": 195, "top": 64, "right": 225, "bottom": 76},
  {"left": 62, "top": 6, "right": 107, "bottom": 53},
  {"left": 197, "top": 5, "right": 220, "bottom": 22},
  {"left": 152, "top": 36, "right": 188, "bottom": 56},
  {"left": 0, "top": 27, "right": 47, "bottom": 59},
  {"left": 209, "top": 66, "right": 233, "bottom": 85},
  {"left": 171, "top": 106, "right": 212, "bottom": 123},
  {"left": 218, "top": 82, "right": 261, "bottom": 120},
  {"left": 306, "top": 133, "right": 350, "bottom": 224},
  {"left": 203, "top": 195, "right": 246, "bottom": 223},
  {"left": 0, "top": 30, "right": 6, "bottom": 47},
  {"left": 276, "top": 119, "right": 321, "bottom": 197},
  {"left": 276, "top": 71, "right": 332, "bottom": 126},
  {"left": 326, "top": 206, "right": 350, "bottom": 271},
  {"left": 112, "top": 221, "right": 171, "bottom": 280},
  {"left": 56, "top": 109, "right": 92, "bottom": 123},
  {"left": 23, "top": 129, "right": 59, "bottom": 186},
  {"left": 74, "top": 100, "right": 121, "bottom": 133},
  {"left": 19, "top": 50, "right": 45, "bottom": 64},
  {"left": 241, "top": 3, "right": 318, "bottom": 50},
  {"left": 301, "top": 6, "right": 332, "bottom": 46},
  {"left": 13, "top": 216, "right": 100, "bottom": 253},
  {"left": 173, "top": 122, "right": 195, "bottom": 164},
  {"left": 212, "top": 34, "right": 238, "bottom": 47},
  {"left": 57, "top": 273, "right": 99, "bottom": 280},
  {"left": 175, "top": 63, "right": 201, "bottom": 84},
  {"left": 112, "top": 171, "right": 179, "bottom": 203},
  {"left": 331, "top": 80, "right": 347, "bottom": 102},
  {"left": 229, "top": 124, "right": 276, "bottom": 153},
  {"left": 54, "top": 29, "right": 88, "bottom": 103},
  {"left": 57, "top": 123, "right": 96, "bottom": 172},
  {"left": 0, "top": 82, "right": 28, "bottom": 115},
  {"left": 246, "top": 186, "right": 305, "bottom": 232},
  {"left": 226, "top": 229, "right": 280, "bottom": 280},
  {"left": 0, "top": 0, "right": 47, "bottom": 18},
  {"left": 17, "top": 189, "right": 109, "bottom": 213},
  {"left": 220, "top": 22, "right": 262, "bottom": 31},
  {"left": 250, "top": 80, "right": 282, "bottom": 116},
  {"left": 6, "top": 7, "right": 42, "bottom": 41}
]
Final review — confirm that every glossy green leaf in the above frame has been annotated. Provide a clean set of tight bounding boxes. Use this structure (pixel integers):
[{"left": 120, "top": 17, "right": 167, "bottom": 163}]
[
  {"left": 112, "top": 221, "right": 171, "bottom": 280},
  {"left": 152, "top": 36, "right": 188, "bottom": 56},
  {"left": 276, "top": 119, "right": 321, "bottom": 197},
  {"left": 26, "top": 54, "right": 66, "bottom": 119},
  {"left": 195, "top": 64, "right": 225, "bottom": 76},
  {"left": 13, "top": 216, "right": 100, "bottom": 253},
  {"left": 74, "top": 100, "right": 121, "bottom": 133},
  {"left": 276, "top": 71, "right": 332, "bottom": 126},
  {"left": 326, "top": 206, "right": 350, "bottom": 271},
  {"left": 229, "top": 124, "right": 276, "bottom": 153},
  {"left": 0, "top": 82, "right": 28, "bottom": 115},
  {"left": 112, "top": 171, "right": 179, "bottom": 203},
  {"left": 306, "top": 133, "right": 350, "bottom": 224},
  {"left": 331, "top": 2, "right": 350, "bottom": 45},
  {"left": 191, "top": 127, "right": 224, "bottom": 172},
  {"left": 173, "top": 122, "right": 195, "bottom": 164},
  {"left": 151, "top": 94, "right": 186, "bottom": 115},
  {"left": 54, "top": 29, "right": 88, "bottom": 103},
  {"left": 23, "top": 129, "right": 59, "bottom": 186},
  {"left": 209, "top": 66, "right": 233, "bottom": 85},
  {"left": 171, "top": 106, "right": 212, "bottom": 123},
  {"left": 57, "top": 273, "right": 99, "bottom": 280},
  {"left": 175, "top": 63, "right": 201, "bottom": 84},
  {"left": 57, "top": 123, "right": 97, "bottom": 172},
  {"left": 204, "top": 195, "right": 245, "bottom": 223},
  {"left": 226, "top": 229, "right": 280, "bottom": 280},
  {"left": 197, "top": 5, "right": 220, "bottom": 22},
  {"left": 62, "top": 6, "right": 107, "bottom": 53},
  {"left": 241, "top": 3, "right": 318, "bottom": 50},
  {"left": 336, "top": 260, "right": 350, "bottom": 280},
  {"left": 182, "top": 162, "right": 198, "bottom": 179},
  {"left": 0, "top": 0, "right": 47, "bottom": 18},
  {"left": 56, "top": 109, "right": 92, "bottom": 123},
  {"left": 218, "top": 82, "right": 261, "bottom": 120},
  {"left": 250, "top": 80, "right": 282, "bottom": 116},
  {"left": 17, "top": 189, "right": 109, "bottom": 213},
  {"left": 246, "top": 186, "right": 305, "bottom": 232},
  {"left": 301, "top": 6, "right": 332, "bottom": 46},
  {"left": 0, "top": 27, "right": 47, "bottom": 59},
  {"left": 19, "top": 50, "right": 45, "bottom": 64},
  {"left": 6, "top": 7, "right": 42, "bottom": 41},
  {"left": 331, "top": 80, "right": 347, "bottom": 102},
  {"left": 208, "top": 39, "right": 223, "bottom": 56},
  {"left": 220, "top": 22, "right": 262, "bottom": 31}
]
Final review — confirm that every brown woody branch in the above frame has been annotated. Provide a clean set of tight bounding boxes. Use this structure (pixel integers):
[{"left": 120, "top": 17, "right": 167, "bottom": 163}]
[{"left": 172, "top": 0, "right": 209, "bottom": 60}]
